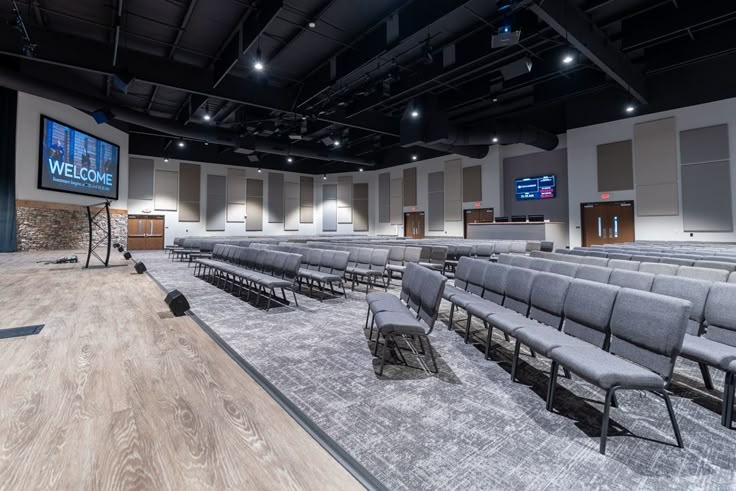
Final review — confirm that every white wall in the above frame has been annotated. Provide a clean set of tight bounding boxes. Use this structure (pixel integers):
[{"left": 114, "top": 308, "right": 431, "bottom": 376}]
[
  {"left": 566, "top": 97, "right": 736, "bottom": 247},
  {"left": 15, "top": 92, "right": 129, "bottom": 209}
]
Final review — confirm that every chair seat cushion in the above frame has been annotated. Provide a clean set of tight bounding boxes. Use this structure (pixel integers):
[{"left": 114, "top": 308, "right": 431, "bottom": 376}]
[
  {"left": 367, "top": 292, "right": 394, "bottom": 305},
  {"left": 370, "top": 299, "right": 406, "bottom": 314},
  {"left": 450, "top": 292, "right": 483, "bottom": 309},
  {"left": 386, "top": 264, "right": 406, "bottom": 272},
  {"left": 488, "top": 312, "right": 538, "bottom": 335},
  {"left": 549, "top": 345, "right": 665, "bottom": 390},
  {"left": 256, "top": 276, "right": 291, "bottom": 288},
  {"left": 350, "top": 267, "right": 374, "bottom": 276},
  {"left": 515, "top": 326, "right": 592, "bottom": 357},
  {"left": 419, "top": 262, "right": 444, "bottom": 271},
  {"left": 442, "top": 284, "right": 466, "bottom": 301},
  {"left": 374, "top": 310, "right": 424, "bottom": 336},
  {"left": 466, "top": 300, "right": 508, "bottom": 319},
  {"left": 681, "top": 334, "right": 736, "bottom": 367}
]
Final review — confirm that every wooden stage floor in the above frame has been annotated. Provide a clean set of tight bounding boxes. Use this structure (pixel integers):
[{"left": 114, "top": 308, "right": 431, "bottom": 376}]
[{"left": 0, "top": 251, "right": 361, "bottom": 490}]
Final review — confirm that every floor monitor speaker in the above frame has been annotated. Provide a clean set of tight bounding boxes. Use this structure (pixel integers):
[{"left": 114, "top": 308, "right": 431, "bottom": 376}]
[
  {"left": 123, "top": 251, "right": 132, "bottom": 260},
  {"left": 165, "top": 289, "right": 190, "bottom": 317},
  {"left": 134, "top": 262, "right": 147, "bottom": 274}
]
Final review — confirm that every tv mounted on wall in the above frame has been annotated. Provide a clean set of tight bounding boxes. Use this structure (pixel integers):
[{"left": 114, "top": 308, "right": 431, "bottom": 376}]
[
  {"left": 515, "top": 175, "right": 556, "bottom": 201},
  {"left": 38, "top": 115, "right": 120, "bottom": 200}
]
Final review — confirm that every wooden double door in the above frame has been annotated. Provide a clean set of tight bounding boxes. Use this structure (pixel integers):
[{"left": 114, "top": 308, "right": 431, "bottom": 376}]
[
  {"left": 464, "top": 208, "right": 494, "bottom": 238},
  {"left": 127, "top": 215, "right": 165, "bottom": 250},
  {"left": 404, "top": 212, "right": 425, "bottom": 239},
  {"left": 581, "top": 201, "right": 635, "bottom": 246}
]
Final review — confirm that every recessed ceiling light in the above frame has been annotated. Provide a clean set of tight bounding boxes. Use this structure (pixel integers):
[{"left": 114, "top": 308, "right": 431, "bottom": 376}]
[
  {"left": 411, "top": 110, "right": 419, "bottom": 118},
  {"left": 562, "top": 54, "right": 574, "bottom": 64},
  {"left": 287, "top": 157, "right": 293, "bottom": 163},
  {"left": 492, "top": 137, "right": 499, "bottom": 143},
  {"left": 163, "top": 156, "right": 169, "bottom": 162},
  {"left": 334, "top": 140, "right": 340, "bottom": 147},
  {"left": 254, "top": 61, "right": 264, "bottom": 71},
  {"left": 308, "top": 21, "right": 316, "bottom": 28},
  {"left": 359, "top": 168, "right": 364, "bottom": 172},
  {"left": 203, "top": 114, "right": 211, "bottom": 121},
  {"left": 492, "top": 97, "right": 498, "bottom": 102},
  {"left": 204, "top": 141, "right": 209, "bottom": 146},
  {"left": 411, "top": 154, "right": 418, "bottom": 161},
  {"left": 178, "top": 140, "right": 185, "bottom": 148},
  {"left": 625, "top": 104, "right": 636, "bottom": 113}
]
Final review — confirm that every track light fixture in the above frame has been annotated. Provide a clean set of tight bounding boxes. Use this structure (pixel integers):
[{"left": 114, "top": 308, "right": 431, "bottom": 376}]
[
  {"left": 163, "top": 156, "right": 169, "bottom": 162},
  {"left": 359, "top": 168, "right": 364, "bottom": 172},
  {"left": 411, "top": 109, "right": 419, "bottom": 118},
  {"left": 178, "top": 140, "right": 185, "bottom": 148},
  {"left": 323, "top": 173, "right": 327, "bottom": 180},
  {"left": 203, "top": 114, "right": 211, "bottom": 121},
  {"left": 257, "top": 167, "right": 262, "bottom": 173},
  {"left": 492, "top": 136, "right": 499, "bottom": 143},
  {"left": 625, "top": 104, "right": 636, "bottom": 113},
  {"left": 287, "top": 157, "right": 293, "bottom": 163},
  {"left": 411, "top": 154, "right": 418, "bottom": 161},
  {"left": 562, "top": 53, "right": 574, "bottom": 64},
  {"left": 254, "top": 39, "right": 264, "bottom": 71},
  {"left": 333, "top": 140, "right": 340, "bottom": 147},
  {"left": 308, "top": 21, "right": 316, "bottom": 28}
]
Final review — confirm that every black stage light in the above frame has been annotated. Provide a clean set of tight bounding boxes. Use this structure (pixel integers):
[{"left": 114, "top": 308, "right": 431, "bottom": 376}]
[
  {"left": 123, "top": 251, "right": 132, "bottom": 260},
  {"left": 500, "top": 57, "right": 532, "bottom": 80},
  {"left": 164, "top": 289, "right": 190, "bottom": 316},
  {"left": 91, "top": 108, "right": 115, "bottom": 124}
]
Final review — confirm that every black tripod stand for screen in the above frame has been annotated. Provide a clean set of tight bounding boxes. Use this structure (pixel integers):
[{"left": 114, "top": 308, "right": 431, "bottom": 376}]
[{"left": 85, "top": 200, "right": 112, "bottom": 268}]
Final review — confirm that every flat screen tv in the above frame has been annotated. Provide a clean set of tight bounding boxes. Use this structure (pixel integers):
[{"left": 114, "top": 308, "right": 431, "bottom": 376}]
[
  {"left": 38, "top": 115, "right": 120, "bottom": 200},
  {"left": 515, "top": 175, "right": 556, "bottom": 201}
]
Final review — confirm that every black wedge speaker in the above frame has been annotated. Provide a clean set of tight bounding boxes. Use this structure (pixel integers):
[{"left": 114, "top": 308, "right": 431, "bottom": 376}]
[
  {"left": 134, "top": 262, "right": 147, "bottom": 274},
  {"left": 164, "top": 289, "right": 190, "bottom": 317}
]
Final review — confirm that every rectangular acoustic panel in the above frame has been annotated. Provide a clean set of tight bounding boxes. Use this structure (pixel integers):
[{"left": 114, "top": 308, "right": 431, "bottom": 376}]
[
  {"left": 178, "top": 163, "right": 200, "bottom": 222},
  {"left": 206, "top": 175, "right": 226, "bottom": 231},
  {"left": 246, "top": 178, "right": 263, "bottom": 231},
  {"left": 322, "top": 184, "right": 337, "bottom": 231},
  {"left": 634, "top": 118, "right": 678, "bottom": 216},
  {"left": 403, "top": 167, "right": 417, "bottom": 206},
  {"left": 128, "top": 157, "right": 154, "bottom": 200},
  {"left": 227, "top": 168, "right": 246, "bottom": 222},
  {"left": 462, "top": 165, "right": 482, "bottom": 202},
  {"left": 680, "top": 124, "right": 730, "bottom": 164},
  {"left": 444, "top": 159, "right": 462, "bottom": 221},
  {"left": 353, "top": 183, "right": 369, "bottom": 232},
  {"left": 268, "top": 172, "right": 284, "bottom": 223},
  {"left": 154, "top": 170, "right": 178, "bottom": 211},
  {"left": 682, "top": 161, "right": 733, "bottom": 232},
  {"left": 300, "top": 176, "right": 314, "bottom": 223},
  {"left": 378, "top": 172, "right": 390, "bottom": 223},
  {"left": 428, "top": 171, "right": 444, "bottom": 231},
  {"left": 597, "top": 140, "right": 633, "bottom": 192},
  {"left": 390, "top": 178, "right": 402, "bottom": 225},
  {"left": 284, "top": 180, "right": 299, "bottom": 231},
  {"left": 337, "top": 176, "right": 353, "bottom": 223}
]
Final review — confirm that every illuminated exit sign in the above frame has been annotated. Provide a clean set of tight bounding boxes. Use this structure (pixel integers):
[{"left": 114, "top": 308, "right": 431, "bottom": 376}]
[
  {"left": 601, "top": 193, "right": 611, "bottom": 200},
  {"left": 474, "top": 202, "right": 481, "bottom": 207}
]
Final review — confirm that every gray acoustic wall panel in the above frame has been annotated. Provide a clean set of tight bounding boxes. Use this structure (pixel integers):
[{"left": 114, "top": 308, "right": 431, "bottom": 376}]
[
  {"left": 268, "top": 172, "right": 284, "bottom": 223},
  {"left": 403, "top": 167, "right": 417, "bottom": 207},
  {"left": 378, "top": 172, "right": 390, "bottom": 223},
  {"left": 128, "top": 157, "right": 154, "bottom": 200},
  {"left": 337, "top": 176, "right": 353, "bottom": 223},
  {"left": 390, "top": 178, "right": 403, "bottom": 225},
  {"left": 322, "top": 184, "right": 337, "bottom": 231},
  {"left": 597, "top": 140, "right": 634, "bottom": 192},
  {"left": 353, "top": 182, "right": 369, "bottom": 232},
  {"left": 227, "top": 168, "right": 246, "bottom": 222},
  {"left": 178, "top": 163, "right": 200, "bottom": 222},
  {"left": 206, "top": 175, "right": 226, "bottom": 231},
  {"left": 246, "top": 179, "right": 263, "bottom": 231},
  {"left": 444, "top": 159, "right": 462, "bottom": 221},
  {"left": 462, "top": 165, "right": 482, "bottom": 202},
  {"left": 634, "top": 117, "right": 679, "bottom": 216},
  {"left": 682, "top": 161, "right": 733, "bottom": 232},
  {"left": 503, "top": 148, "right": 569, "bottom": 222},
  {"left": 284, "top": 180, "right": 300, "bottom": 231},
  {"left": 428, "top": 171, "right": 445, "bottom": 231},
  {"left": 680, "top": 124, "right": 730, "bottom": 164},
  {"left": 154, "top": 170, "right": 178, "bottom": 211},
  {"left": 300, "top": 176, "right": 314, "bottom": 223}
]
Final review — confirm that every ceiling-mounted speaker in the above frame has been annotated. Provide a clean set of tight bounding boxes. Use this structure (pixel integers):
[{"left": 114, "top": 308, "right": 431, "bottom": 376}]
[
  {"left": 321, "top": 136, "right": 334, "bottom": 146},
  {"left": 247, "top": 154, "right": 260, "bottom": 162},
  {"left": 164, "top": 289, "right": 190, "bottom": 317},
  {"left": 134, "top": 262, "right": 147, "bottom": 274},
  {"left": 500, "top": 57, "right": 532, "bottom": 80}
]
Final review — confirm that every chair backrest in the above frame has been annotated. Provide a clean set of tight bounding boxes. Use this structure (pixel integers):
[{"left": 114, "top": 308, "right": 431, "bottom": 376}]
[
  {"left": 356, "top": 248, "right": 372, "bottom": 268},
  {"left": 454, "top": 257, "right": 474, "bottom": 290},
  {"left": 403, "top": 247, "right": 422, "bottom": 264},
  {"left": 677, "top": 265, "right": 729, "bottom": 282},
  {"left": 528, "top": 273, "right": 572, "bottom": 329},
  {"left": 306, "top": 249, "right": 322, "bottom": 270},
  {"left": 475, "top": 243, "right": 494, "bottom": 258},
  {"left": 283, "top": 253, "right": 302, "bottom": 280},
  {"left": 510, "top": 241, "right": 527, "bottom": 254},
  {"left": 497, "top": 253, "right": 513, "bottom": 265},
  {"left": 607, "top": 259, "right": 640, "bottom": 271},
  {"left": 480, "top": 263, "right": 511, "bottom": 304},
  {"left": 585, "top": 250, "right": 609, "bottom": 259},
  {"left": 694, "top": 260, "right": 736, "bottom": 272},
  {"left": 540, "top": 241, "right": 554, "bottom": 252},
  {"left": 388, "top": 246, "right": 405, "bottom": 265},
  {"left": 652, "top": 275, "right": 711, "bottom": 335},
  {"left": 400, "top": 262, "right": 417, "bottom": 303},
  {"left": 430, "top": 246, "right": 448, "bottom": 265},
  {"left": 729, "top": 271, "right": 736, "bottom": 283},
  {"left": 608, "top": 270, "right": 655, "bottom": 291},
  {"left": 502, "top": 268, "right": 538, "bottom": 315},
  {"left": 631, "top": 254, "right": 660, "bottom": 263},
  {"left": 529, "top": 250, "right": 545, "bottom": 258},
  {"left": 638, "top": 262, "right": 678, "bottom": 276},
  {"left": 609, "top": 289, "right": 691, "bottom": 382},
  {"left": 548, "top": 261, "right": 579, "bottom": 277},
  {"left": 494, "top": 242, "right": 511, "bottom": 254},
  {"left": 579, "top": 256, "right": 610, "bottom": 267},
  {"left": 607, "top": 252, "right": 632, "bottom": 261},
  {"left": 331, "top": 251, "right": 350, "bottom": 275},
  {"left": 574, "top": 265, "right": 612, "bottom": 283},
  {"left": 346, "top": 247, "right": 359, "bottom": 266},
  {"left": 271, "top": 252, "right": 288, "bottom": 278},
  {"left": 660, "top": 257, "right": 694, "bottom": 267},
  {"left": 509, "top": 255, "right": 533, "bottom": 268},
  {"left": 463, "top": 260, "right": 488, "bottom": 296},
  {"left": 417, "top": 266, "right": 448, "bottom": 332},
  {"left": 319, "top": 250, "right": 335, "bottom": 272},
  {"left": 370, "top": 249, "right": 389, "bottom": 271},
  {"left": 562, "top": 279, "right": 619, "bottom": 349},
  {"left": 555, "top": 248, "right": 570, "bottom": 254},
  {"left": 704, "top": 283, "right": 736, "bottom": 348},
  {"left": 530, "top": 258, "right": 554, "bottom": 272}
]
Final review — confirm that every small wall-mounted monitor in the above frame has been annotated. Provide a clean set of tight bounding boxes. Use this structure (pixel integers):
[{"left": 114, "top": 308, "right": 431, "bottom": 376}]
[
  {"left": 511, "top": 215, "right": 527, "bottom": 222},
  {"left": 528, "top": 214, "right": 545, "bottom": 222},
  {"left": 515, "top": 175, "right": 556, "bottom": 200},
  {"left": 38, "top": 115, "right": 120, "bottom": 200},
  {"left": 495, "top": 216, "right": 509, "bottom": 223}
]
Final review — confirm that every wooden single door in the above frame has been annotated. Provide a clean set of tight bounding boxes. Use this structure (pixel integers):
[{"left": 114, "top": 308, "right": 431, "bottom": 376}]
[
  {"left": 581, "top": 201, "right": 635, "bottom": 246},
  {"left": 404, "top": 212, "right": 425, "bottom": 239},
  {"left": 127, "top": 215, "right": 165, "bottom": 250}
]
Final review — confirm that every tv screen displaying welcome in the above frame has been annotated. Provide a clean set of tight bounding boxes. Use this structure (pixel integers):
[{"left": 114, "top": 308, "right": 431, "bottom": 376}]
[
  {"left": 515, "top": 175, "right": 556, "bottom": 200},
  {"left": 38, "top": 115, "right": 120, "bottom": 200}
]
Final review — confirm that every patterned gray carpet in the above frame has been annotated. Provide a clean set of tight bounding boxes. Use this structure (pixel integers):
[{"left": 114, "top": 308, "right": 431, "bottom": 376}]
[{"left": 139, "top": 251, "right": 736, "bottom": 490}]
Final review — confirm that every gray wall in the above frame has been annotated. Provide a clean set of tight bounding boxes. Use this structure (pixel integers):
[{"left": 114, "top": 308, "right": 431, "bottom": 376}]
[{"left": 503, "top": 148, "right": 568, "bottom": 222}]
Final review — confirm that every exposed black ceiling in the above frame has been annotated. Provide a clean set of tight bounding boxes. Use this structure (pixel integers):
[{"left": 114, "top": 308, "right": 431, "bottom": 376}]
[{"left": 1, "top": 0, "right": 735, "bottom": 173}]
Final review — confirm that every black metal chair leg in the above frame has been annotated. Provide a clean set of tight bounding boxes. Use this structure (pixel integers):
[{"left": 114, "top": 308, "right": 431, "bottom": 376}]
[
  {"left": 365, "top": 308, "right": 371, "bottom": 329},
  {"left": 510, "top": 340, "right": 522, "bottom": 382},
  {"left": 373, "top": 330, "right": 381, "bottom": 356},
  {"left": 503, "top": 333, "right": 510, "bottom": 342},
  {"left": 600, "top": 388, "right": 616, "bottom": 455},
  {"left": 546, "top": 361, "right": 559, "bottom": 411},
  {"left": 378, "top": 334, "right": 389, "bottom": 376},
  {"left": 425, "top": 336, "right": 438, "bottom": 373},
  {"left": 448, "top": 304, "right": 455, "bottom": 330},
  {"left": 291, "top": 289, "right": 299, "bottom": 307},
  {"left": 699, "top": 363, "right": 715, "bottom": 390},
  {"left": 484, "top": 324, "right": 495, "bottom": 360},
  {"left": 661, "top": 390, "right": 684, "bottom": 448},
  {"left": 464, "top": 315, "right": 473, "bottom": 344},
  {"left": 368, "top": 316, "right": 375, "bottom": 340}
]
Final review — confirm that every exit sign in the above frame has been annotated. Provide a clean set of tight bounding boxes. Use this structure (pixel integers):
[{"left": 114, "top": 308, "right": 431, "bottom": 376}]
[
  {"left": 601, "top": 193, "right": 611, "bottom": 200},
  {"left": 474, "top": 202, "right": 481, "bottom": 207}
]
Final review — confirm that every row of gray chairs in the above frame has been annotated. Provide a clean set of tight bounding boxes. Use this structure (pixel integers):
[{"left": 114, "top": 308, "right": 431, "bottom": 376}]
[
  {"left": 482, "top": 255, "right": 736, "bottom": 429},
  {"left": 195, "top": 245, "right": 301, "bottom": 310},
  {"left": 532, "top": 251, "right": 734, "bottom": 283},
  {"left": 443, "top": 258, "right": 733, "bottom": 453},
  {"left": 364, "top": 263, "right": 447, "bottom": 375},
  {"left": 567, "top": 247, "right": 736, "bottom": 270}
]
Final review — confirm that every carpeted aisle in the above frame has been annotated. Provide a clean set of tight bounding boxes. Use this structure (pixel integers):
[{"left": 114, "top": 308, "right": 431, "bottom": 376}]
[{"left": 140, "top": 251, "right": 736, "bottom": 490}]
